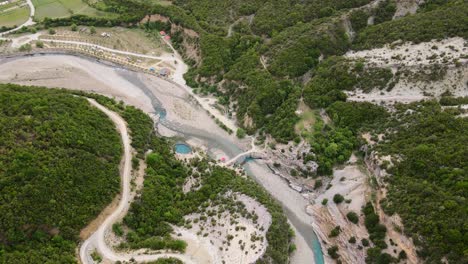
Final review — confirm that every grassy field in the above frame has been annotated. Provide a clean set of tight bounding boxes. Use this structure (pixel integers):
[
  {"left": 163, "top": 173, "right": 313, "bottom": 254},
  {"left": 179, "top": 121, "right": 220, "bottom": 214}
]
[
  {"left": 295, "top": 101, "right": 317, "bottom": 140},
  {"left": 0, "top": 5, "right": 29, "bottom": 28},
  {"left": 32, "top": 0, "right": 115, "bottom": 20},
  {"left": 0, "top": 0, "right": 22, "bottom": 12}
]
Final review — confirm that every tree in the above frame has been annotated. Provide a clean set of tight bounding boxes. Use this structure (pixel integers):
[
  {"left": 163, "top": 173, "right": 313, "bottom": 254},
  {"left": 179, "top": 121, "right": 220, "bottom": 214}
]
[
  {"left": 346, "top": 211, "right": 359, "bottom": 224},
  {"left": 329, "top": 226, "right": 341, "bottom": 237},
  {"left": 398, "top": 250, "right": 407, "bottom": 260},
  {"left": 333, "top": 194, "right": 344, "bottom": 204},
  {"left": 322, "top": 199, "right": 328, "bottom": 205},
  {"left": 362, "top": 238, "right": 370, "bottom": 247},
  {"left": 236, "top": 128, "right": 246, "bottom": 139},
  {"left": 327, "top": 245, "right": 339, "bottom": 259}
]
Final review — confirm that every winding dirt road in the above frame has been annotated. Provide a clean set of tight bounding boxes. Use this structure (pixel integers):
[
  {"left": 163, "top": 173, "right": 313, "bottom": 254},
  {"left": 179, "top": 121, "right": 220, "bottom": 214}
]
[{"left": 81, "top": 99, "right": 195, "bottom": 264}]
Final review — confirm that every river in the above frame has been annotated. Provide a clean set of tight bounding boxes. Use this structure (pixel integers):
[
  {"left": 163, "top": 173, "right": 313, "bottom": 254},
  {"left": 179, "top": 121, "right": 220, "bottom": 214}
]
[{"left": 0, "top": 53, "right": 324, "bottom": 263}]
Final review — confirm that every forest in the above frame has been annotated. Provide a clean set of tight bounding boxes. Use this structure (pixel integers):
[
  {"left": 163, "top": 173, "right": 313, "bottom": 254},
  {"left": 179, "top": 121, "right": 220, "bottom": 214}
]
[
  {"left": 0, "top": 84, "right": 122, "bottom": 263},
  {"left": 41, "top": 0, "right": 465, "bottom": 143},
  {"left": 5, "top": 0, "right": 467, "bottom": 262},
  {"left": 375, "top": 102, "right": 467, "bottom": 263}
]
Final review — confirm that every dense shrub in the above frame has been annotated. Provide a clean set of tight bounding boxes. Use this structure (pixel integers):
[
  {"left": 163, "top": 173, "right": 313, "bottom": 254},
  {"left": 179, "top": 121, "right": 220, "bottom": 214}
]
[
  {"left": 333, "top": 194, "right": 345, "bottom": 204},
  {"left": 346, "top": 211, "right": 359, "bottom": 224},
  {"left": 0, "top": 84, "right": 122, "bottom": 262}
]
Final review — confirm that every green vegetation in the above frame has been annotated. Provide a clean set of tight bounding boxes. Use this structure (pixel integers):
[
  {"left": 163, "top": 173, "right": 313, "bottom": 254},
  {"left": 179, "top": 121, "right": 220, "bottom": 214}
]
[
  {"left": 35, "top": 40, "right": 44, "bottom": 48},
  {"left": 363, "top": 202, "right": 387, "bottom": 249},
  {"left": 303, "top": 57, "right": 395, "bottom": 108},
  {"left": 147, "top": 258, "right": 183, "bottom": 264},
  {"left": 308, "top": 118, "right": 356, "bottom": 175},
  {"left": 353, "top": 2, "right": 468, "bottom": 49},
  {"left": 90, "top": 251, "right": 102, "bottom": 263},
  {"left": 236, "top": 128, "right": 246, "bottom": 139},
  {"left": 439, "top": 96, "right": 468, "bottom": 106},
  {"left": 18, "top": 43, "right": 32, "bottom": 51},
  {"left": 0, "top": 84, "right": 122, "bottom": 263},
  {"left": 0, "top": 5, "right": 29, "bottom": 28},
  {"left": 375, "top": 102, "right": 467, "bottom": 263},
  {"left": 39, "top": 0, "right": 466, "bottom": 146},
  {"left": 122, "top": 135, "right": 293, "bottom": 262},
  {"left": 303, "top": 57, "right": 354, "bottom": 108},
  {"left": 17, "top": 1, "right": 466, "bottom": 262},
  {"left": 333, "top": 194, "right": 345, "bottom": 204},
  {"left": 329, "top": 226, "right": 341, "bottom": 237},
  {"left": 298, "top": 100, "right": 388, "bottom": 176},
  {"left": 328, "top": 245, "right": 339, "bottom": 259},
  {"left": 362, "top": 202, "right": 395, "bottom": 263},
  {"left": 372, "top": 0, "right": 396, "bottom": 25},
  {"left": 68, "top": 91, "right": 154, "bottom": 156},
  {"left": 327, "top": 101, "right": 389, "bottom": 132},
  {"left": 346, "top": 211, "right": 359, "bottom": 224},
  {"left": 32, "top": 0, "right": 114, "bottom": 21}
]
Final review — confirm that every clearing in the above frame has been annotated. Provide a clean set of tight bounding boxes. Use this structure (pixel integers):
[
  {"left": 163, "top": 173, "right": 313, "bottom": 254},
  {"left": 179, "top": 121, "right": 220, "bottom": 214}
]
[{"left": 295, "top": 100, "right": 317, "bottom": 139}]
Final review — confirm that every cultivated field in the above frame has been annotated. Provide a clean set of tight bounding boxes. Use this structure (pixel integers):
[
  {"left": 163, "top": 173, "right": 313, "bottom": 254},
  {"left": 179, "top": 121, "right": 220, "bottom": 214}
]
[
  {"left": 31, "top": 0, "right": 114, "bottom": 20},
  {"left": 0, "top": 4, "right": 29, "bottom": 28}
]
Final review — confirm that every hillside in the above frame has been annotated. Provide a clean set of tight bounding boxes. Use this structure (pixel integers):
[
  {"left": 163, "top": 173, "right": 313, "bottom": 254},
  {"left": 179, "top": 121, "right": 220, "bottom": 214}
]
[
  {"left": 0, "top": 0, "right": 466, "bottom": 263},
  {"left": 0, "top": 84, "right": 122, "bottom": 263}
]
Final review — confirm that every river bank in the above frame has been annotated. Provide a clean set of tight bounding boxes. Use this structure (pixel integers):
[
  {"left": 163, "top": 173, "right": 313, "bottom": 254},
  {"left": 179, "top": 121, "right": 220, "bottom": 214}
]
[{"left": 0, "top": 53, "right": 324, "bottom": 263}]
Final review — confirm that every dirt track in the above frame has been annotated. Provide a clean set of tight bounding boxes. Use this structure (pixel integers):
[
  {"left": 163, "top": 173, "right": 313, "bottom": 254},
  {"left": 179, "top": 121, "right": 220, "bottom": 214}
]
[{"left": 80, "top": 99, "right": 196, "bottom": 264}]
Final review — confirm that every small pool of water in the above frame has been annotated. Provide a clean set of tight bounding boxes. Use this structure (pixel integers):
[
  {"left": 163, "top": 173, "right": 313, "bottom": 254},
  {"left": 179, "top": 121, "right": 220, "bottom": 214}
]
[
  {"left": 175, "top": 143, "right": 192, "bottom": 154},
  {"left": 244, "top": 157, "right": 255, "bottom": 162},
  {"left": 157, "top": 108, "right": 167, "bottom": 120}
]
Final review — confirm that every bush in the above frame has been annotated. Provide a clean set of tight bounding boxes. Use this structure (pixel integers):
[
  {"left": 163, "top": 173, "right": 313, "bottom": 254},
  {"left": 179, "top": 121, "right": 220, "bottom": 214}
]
[
  {"left": 18, "top": 44, "right": 32, "bottom": 52},
  {"left": 346, "top": 211, "right": 359, "bottom": 224},
  {"left": 322, "top": 199, "right": 328, "bottom": 205},
  {"left": 333, "top": 194, "right": 344, "bottom": 204},
  {"left": 36, "top": 41, "right": 44, "bottom": 48},
  {"left": 113, "top": 223, "right": 124, "bottom": 236},
  {"left": 329, "top": 226, "right": 341, "bottom": 237},
  {"left": 439, "top": 96, "right": 468, "bottom": 106},
  {"left": 398, "top": 250, "right": 407, "bottom": 260},
  {"left": 48, "top": 28, "right": 56, "bottom": 35},
  {"left": 362, "top": 238, "right": 370, "bottom": 247},
  {"left": 236, "top": 128, "right": 246, "bottom": 139},
  {"left": 327, "top": 245, "right": 340, "bottom": 259},
  {"left": 349, "top": 236, "right": 356, "bottom": 244},
  {"left": 314, "top": 180, "right": 323, "bottom": 189}
]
